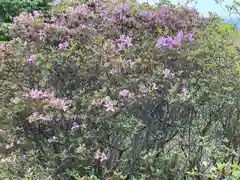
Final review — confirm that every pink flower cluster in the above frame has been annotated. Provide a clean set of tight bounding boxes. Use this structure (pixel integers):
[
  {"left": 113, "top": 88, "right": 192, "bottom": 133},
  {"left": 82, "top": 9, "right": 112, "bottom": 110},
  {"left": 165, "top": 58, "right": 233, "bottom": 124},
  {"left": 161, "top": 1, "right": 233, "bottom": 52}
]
[
  {"left": 66, "top": 4, "right": 89, "bottom": 17},
  {"left": 190, "top": 8, "right": 198, "bottom": 14},
  {"left": 119, "top": 89, "right": 135, "bottom": 99},
  {"left": 28, "top": 54, "right": 37, "bottom": 64},
  {"left": 102, "top": 96, "right": 117, "bottom": 112},
  {"left": 139, "top": 7, "right": 168, "bottom": 22},
  {"left": 117, "top": 34, "right": 132, "bottom": 51},
  {"left": 59, "top": 41, "right": 69, "bottom": 50},
  {"left": 156, "top": 31, "right": 195, "bottom": 48},
  {"left": 13, "top": 11, "right": 40, "bottom": 25},
  {"left": 28, "top": 89, "right": 70, "bottom": 110},
  {"left": 182, "top": 87, "right": 189, "bottom": 101},
  {"left": 156, "top": 31, "right": 183, "bottom": 48},
  {"left": 0, "top": 44, "right": 8, "bottom": 56},
  {"left": 33, "top": 10, "right": 40, "bottom": 18},
  {"left": 94, "top": 149, "right": 107, "bottom": 162},
  {"left": 0, "top": 44, "right": 7, "bottom": 52}
]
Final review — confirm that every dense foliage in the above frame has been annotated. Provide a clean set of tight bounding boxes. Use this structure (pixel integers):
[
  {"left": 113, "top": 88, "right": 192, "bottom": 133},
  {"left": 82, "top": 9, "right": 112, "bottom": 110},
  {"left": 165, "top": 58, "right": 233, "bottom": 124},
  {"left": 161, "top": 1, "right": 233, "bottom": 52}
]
[
  {"left": 0, "top": 0, "right": 240, "bottom": 179},
  {"left": 0, "top": 0, "right": 53, "bottom": 41}
]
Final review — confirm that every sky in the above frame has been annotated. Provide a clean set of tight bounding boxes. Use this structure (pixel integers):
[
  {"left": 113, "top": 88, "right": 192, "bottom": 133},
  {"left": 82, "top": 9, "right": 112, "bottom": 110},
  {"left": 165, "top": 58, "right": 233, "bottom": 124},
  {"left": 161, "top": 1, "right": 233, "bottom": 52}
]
[{"left": 139, "top": 0, "right": 235, "bottom": 19}]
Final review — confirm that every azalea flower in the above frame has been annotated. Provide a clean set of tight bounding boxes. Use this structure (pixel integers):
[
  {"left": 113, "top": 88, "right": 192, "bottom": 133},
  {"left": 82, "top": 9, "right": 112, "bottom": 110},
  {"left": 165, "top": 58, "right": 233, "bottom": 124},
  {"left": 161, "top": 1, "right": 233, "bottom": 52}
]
[
  {"left": 187, "top": 33, "right": 195, "bottom": 41},
  {"left": 100, "top": 7, "right": 108, "bottom": 20},
  {"left": 48, "top": 98, "right": 69, "bottom": 110},
  {"left": 100, "top": 152, "right": 108, "bottom": 161},
  {"left": 94, "top": 149, "right": 102, "bottom": 159},
  {"left": 103, "top": 101, "right": 115, "bottom": 112},
  {"left": 28, "top": 54, "right": 37, "bottom": 64},
  {"left": 156, "top": 36, "right": 173, "bottom": 47},
  {"left": 46, "top": 88, "right": 55, "bottom": 99},
  {"left": 102, "top": 96, "right": 116, "bottom": 111},
  {"left": 29, "top": 89, "right": 46, "bottom": 99},
  {"left": 182, "top": 87, "right": 188, "bottom": 99},
  {"left": 94, "top": 149, "right": 108, "bottom": 162},
  {"left": 33, "top": 10, "right": 40, "bottom": 18},
  {"left": 59, "top": 41, "right": 69, "bottom": 50},
  {"left": 119, "top": 89, "right": 135, "bottom": 99},
  {"left": 123, "top": 3, "right": 129, "bottom": 11},
  {"left": 173, "top": 30, "right": 184, "bottom": 45},
  {"left": 119, "top": 89, "right": 130, "bottom": 97},
  {"left": 140, "top": 10, "right": 155, "bottom": 19},
  {"left": 0, "top": 44, "right": 6, "bottom": 52},
  {"left": 191, "top": 8, "right": 197, "bottom": 14},
  {"left": 117, "top": 34, "right": 132, "bottom": 51}
]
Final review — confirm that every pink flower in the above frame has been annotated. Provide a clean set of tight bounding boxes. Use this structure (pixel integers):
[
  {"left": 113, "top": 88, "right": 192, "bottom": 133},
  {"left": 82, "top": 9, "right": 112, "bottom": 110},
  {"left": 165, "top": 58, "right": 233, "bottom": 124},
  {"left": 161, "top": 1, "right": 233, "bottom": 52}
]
[
  {"left": 33, "top": 10, "right": 40, "bottom": 18},
  {"left": 29, "top": 89, "right": 46, "bottom": 100},
  {"left": 123, "top": 3, "right": 129, "bottom": 11},
  {"left": 100, "top": 152, "right": 108, "bottom": 162},
  {"left": 187, "top": 33, "right": 195, "bottom": 41},
  {"left": 182, "top": 87, "right": 188, "bottom": 98},
  {"left": 48, "top": 98, "right": 69, "bottom": 110},
  {"left": 59, "top": 41, "right": 69, "bottom": 50},
  {"left": 140, "top": 10, "right": 155, "bottom": 20},
  {"left": 94, "top": 149, "right": 102, "bottom": 159},
  {"left": 119, "top": 89, "right": 135, "bottom": 99},
  {"left": 173, "top": 31, "right": 184, "bottom": 45},
  {"left": 103, "top": 102, "right": 115, "bottom": 112},
  {"left": 157, "top": 31, "right": 184, "bottom": 48},
  {"left": 44, "top": 88, "right": 55, "bottom": 99},
  {"left": 94, "top": 149, "right": 108, "bottom": 162},
  {"left": 119, "top": 89, "right": 130, "bottom": 97},
  {"left": 117, "top": 42, "right": 126, "bottom": 51},
  {"left": 28, "top": 54, "right": 37, "bottom": 64},
  {"left": 191, "top": 8, "right": 197, "bottom": 14},
  {"left": 0, "top": 44, "right": 6, "bottom": 52},
  {"left": 117, "top": 34, "right": 132, "bottom": 51},
  {"left": 156, "top": 36, "right": 173, "bottom": 47}
]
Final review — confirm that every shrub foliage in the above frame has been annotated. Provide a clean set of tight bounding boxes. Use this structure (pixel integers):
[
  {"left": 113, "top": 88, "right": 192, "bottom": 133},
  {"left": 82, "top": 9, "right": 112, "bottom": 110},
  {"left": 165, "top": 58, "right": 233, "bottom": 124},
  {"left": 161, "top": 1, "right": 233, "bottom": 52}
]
[{"left": 0, "top": 0, "right": 240, "bottom": 179}]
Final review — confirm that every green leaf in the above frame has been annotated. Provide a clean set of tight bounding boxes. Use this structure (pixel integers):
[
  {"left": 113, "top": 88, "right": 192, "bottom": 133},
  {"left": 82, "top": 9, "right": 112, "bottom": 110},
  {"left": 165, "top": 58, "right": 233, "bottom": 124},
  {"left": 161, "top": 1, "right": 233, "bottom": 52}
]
[
  {"left": 232, "top": 170, "right": 240, "bottom": 178},
  {"left": 218, "top": 163, "right": 225, "bottom": 172},
  {"left": 34, "top": 18, "right": 41, "bottom": 25},
  {"left": 46, "top": 62, "right": 52, "bottom": 69},
  {"left": 140, "top": 175, "right": 145, "bottom": 180}
]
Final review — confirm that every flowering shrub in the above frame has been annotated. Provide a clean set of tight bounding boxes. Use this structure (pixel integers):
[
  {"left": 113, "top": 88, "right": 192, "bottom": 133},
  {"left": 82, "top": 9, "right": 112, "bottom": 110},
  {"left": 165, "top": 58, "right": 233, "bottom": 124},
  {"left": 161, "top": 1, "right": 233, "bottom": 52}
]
[{"left": 0, "top": 0, "right": 239, "bottom": 179}]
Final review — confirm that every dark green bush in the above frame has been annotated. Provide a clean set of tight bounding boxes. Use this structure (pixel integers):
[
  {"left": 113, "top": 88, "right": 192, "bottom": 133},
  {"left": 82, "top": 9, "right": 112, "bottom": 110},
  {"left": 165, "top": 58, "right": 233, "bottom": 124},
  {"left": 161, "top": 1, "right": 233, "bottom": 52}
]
[
  {"left": 0, "top": 0, "right": 51, "bottom": 22},
  {"left": 0, "top": 0, "right": 52, "bottom": 41},
  {"left": 0, "top": 22, "right": 11, "bottom": 41}
]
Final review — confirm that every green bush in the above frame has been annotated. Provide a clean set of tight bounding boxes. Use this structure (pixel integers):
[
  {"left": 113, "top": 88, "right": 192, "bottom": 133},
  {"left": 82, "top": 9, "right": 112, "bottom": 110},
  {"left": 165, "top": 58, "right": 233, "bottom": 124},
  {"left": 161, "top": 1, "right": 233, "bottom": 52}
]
[
  {"left": 0, "top": 22, "right": 11, "bottom": 41},
  {"left": 0, "top": 0, "right": 51, "bottom": 22},
  {"left": 0, "top": 0, "right": 52, "bottom": 41}
]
